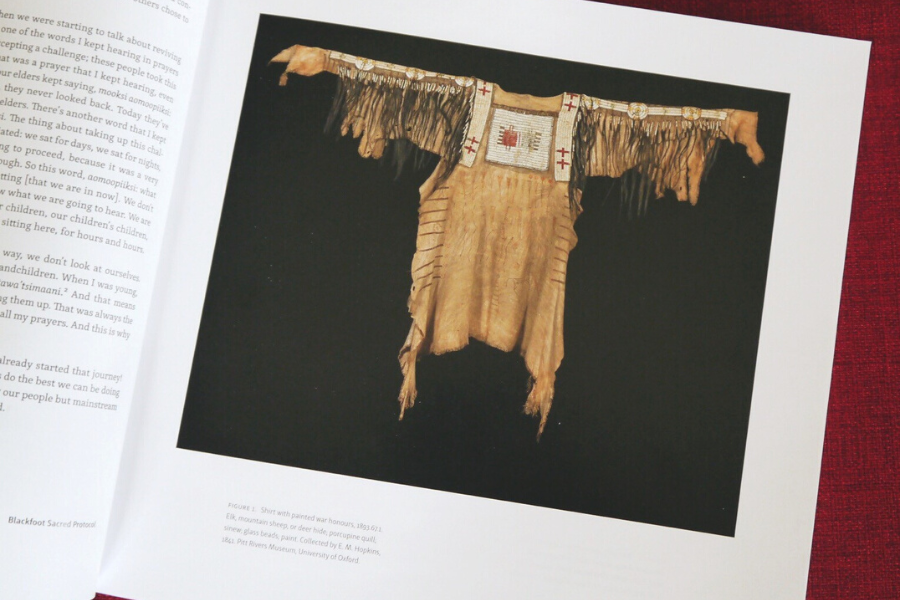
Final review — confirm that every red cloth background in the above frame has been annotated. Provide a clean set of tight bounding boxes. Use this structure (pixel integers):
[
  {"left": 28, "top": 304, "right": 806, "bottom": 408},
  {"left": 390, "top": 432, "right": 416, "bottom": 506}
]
[{"left": 96, "top": 1, "right": 899, "bottom": 598}]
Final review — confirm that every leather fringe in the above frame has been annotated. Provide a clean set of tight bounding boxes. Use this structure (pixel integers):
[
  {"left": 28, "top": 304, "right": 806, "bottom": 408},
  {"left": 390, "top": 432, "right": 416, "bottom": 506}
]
[
  {"left": 327, "top": 68, "right": 473, "bottom": 182},
  {"left": 572, "top": 107, "right": 723, "bottom": 217}
]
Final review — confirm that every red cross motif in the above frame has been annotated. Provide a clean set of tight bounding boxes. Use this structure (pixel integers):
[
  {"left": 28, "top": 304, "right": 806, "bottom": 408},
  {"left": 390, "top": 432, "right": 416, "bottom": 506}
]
[
  {"left": 500, "top": 126, "right": 519, "bottom": 148},
  {"left": 564, "top": 100, "right": 577, "bottom": 111},
  {"left": 557, "top": 157, "right": 570, "bottom": 169},
  {"left": 478, "top": 83, "right": 491, "bottom": 96},
  {"left": 556, "top": 147, "right": 570, "bottom": 158},
  {"left": 567, "top": 93, "right": 578, "bottom": 99},
  {"left": 469, "top": 136, "right": 480, "bottom": 146},
  {"left": 465, "top": 144, "right": 477, "bottom": 154}
]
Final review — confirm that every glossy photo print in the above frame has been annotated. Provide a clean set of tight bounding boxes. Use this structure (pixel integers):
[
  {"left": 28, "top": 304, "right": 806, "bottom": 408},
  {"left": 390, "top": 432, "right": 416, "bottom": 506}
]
[{"left": 177, "top": 14, "right": 788, "bottom": 536}]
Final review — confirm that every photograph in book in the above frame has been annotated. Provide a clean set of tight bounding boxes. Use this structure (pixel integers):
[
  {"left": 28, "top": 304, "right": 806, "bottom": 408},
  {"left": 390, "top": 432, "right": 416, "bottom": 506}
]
[{"left": 178, "top": 14, "right": 788, "bottom": 537}]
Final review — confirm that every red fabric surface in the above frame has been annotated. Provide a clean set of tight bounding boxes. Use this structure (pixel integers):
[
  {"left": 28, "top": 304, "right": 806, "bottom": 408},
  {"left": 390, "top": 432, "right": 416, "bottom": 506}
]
[{"left": 95, "top": 1, "right": 898, "bottom": 598}]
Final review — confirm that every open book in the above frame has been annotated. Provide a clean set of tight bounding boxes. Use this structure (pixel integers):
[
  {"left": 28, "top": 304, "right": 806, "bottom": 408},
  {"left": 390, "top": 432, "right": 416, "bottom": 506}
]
[{"left": 0, "top": 1, "right": 869, "bottom": 599}]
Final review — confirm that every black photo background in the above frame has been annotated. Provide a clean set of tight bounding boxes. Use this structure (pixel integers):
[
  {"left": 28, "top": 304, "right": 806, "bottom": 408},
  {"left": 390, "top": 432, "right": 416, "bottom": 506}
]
[{"left": 178, "top": 14, "right": 788, "bottom": 536}]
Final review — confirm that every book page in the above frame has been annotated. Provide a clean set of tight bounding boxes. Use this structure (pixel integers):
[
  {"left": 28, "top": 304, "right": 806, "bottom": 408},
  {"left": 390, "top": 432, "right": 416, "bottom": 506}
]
[
  {"left": 0, "top": 1, "right": 209, "bottom": 598},
  {"left": 100, "top": 1, "right": 868, "bottom": 599}
]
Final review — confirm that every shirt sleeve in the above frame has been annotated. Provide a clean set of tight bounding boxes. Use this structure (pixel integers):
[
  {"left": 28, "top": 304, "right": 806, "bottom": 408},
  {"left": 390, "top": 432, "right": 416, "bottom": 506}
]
[
  {"left": 272, "top": 45, "right": 474, "bottom": 162},
  {"left": 574, "top": 96, "right": 765, "bottom": 206}
]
